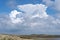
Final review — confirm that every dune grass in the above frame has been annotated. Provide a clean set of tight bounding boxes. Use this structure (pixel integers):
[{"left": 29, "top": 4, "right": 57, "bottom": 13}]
[{"left": 0, "top": 34, "right": 60, "bottom": 40}]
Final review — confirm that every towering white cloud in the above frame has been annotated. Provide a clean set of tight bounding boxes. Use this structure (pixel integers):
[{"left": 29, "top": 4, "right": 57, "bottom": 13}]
[
  {"left": 9, "top": 4, "right": 48, "bottom": 24},
  {"left": 17, "top": 4, "right": 48, "bottom": 18},
  {"left": 9, "top": 10, "right": 24, "bottom": 23},
  {"left": 0, "top": 3, "right": 60, "bottom": 34}
]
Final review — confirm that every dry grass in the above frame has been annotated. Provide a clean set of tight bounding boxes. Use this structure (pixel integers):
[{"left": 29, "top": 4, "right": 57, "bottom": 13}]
[
  {"left": 0, "top": 34, "right": 33, "bottom": 40},
  {"left": 0, "top": 34, "right": 60, "bottom": 40}
]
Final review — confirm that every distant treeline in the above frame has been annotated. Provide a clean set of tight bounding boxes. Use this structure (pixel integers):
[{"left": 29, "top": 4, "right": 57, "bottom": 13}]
[{"left": 18, "top": 34, "right": 60, "bottom": 39}]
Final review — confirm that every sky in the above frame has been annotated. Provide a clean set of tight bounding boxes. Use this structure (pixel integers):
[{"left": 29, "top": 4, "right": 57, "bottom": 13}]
[{"left": 0, "top": 0, "right": 60, "bottom": 35}]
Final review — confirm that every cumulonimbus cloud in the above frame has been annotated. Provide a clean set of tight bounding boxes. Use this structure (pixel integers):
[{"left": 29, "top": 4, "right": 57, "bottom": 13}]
[
  {"left": 8, "top": 4, "right": 60, "bottom": 34},
  {"left": 0, "top": 3, "right": 60, "bottom": 34},
  {"left": 9, "top": 4, "right": 48, "bottom": 24},
  {"left": 9, "top": 10, "right": 24, "bottom": 23}
]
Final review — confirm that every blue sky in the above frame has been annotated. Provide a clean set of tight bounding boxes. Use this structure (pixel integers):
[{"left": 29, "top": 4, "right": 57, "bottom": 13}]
[
  {"left": 0, "top": 0, "right": 55, "bottom": 14},
  {"left": 0, "top": 0, "right": 42, "bottom": 13},
  {"left": 0, "top": 0, "right": 60, "bottom": 35},
  {"left": 0, "top": 0, "right": 56, "bottom": 15}
]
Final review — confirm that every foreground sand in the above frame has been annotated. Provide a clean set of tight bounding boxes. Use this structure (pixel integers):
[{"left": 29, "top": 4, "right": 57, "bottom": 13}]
[{"left": 0, "top": 34, "right": 33, "bottom": 40}]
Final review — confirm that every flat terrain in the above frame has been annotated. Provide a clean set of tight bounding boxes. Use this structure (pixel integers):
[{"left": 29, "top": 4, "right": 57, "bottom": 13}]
[{"left": 0, "top": 34, "right": 60, "bottom": 40}]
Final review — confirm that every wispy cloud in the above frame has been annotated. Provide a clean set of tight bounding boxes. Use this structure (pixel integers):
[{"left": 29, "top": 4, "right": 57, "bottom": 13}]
[
  {"left": 6, "top": 0, "right": 17, "bottom": 9},
  {"left": 43, "top": 0, "right": 60, "bottom": 11}
]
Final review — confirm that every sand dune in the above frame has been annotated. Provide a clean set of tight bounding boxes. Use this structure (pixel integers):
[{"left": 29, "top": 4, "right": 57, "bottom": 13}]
[
  {"left": 0, "top": 34, "right": 60, "bottom": 40},
  {"left": 0, "top": 34, "right": 33, "bottom": 40}
]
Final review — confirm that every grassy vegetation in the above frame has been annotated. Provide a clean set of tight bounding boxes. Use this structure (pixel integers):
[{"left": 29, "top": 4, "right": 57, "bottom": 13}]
[
  {"left": 0, "top": 37, "right": 14, "bottom": 40},
  {"left": 0, "top": 34, "right": 60, "bottom": 40}
]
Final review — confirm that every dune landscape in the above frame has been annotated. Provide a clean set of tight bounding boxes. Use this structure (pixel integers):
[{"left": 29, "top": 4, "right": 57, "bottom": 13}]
[
  {"left": 0, "top": 34, "right": 60, "bottom": 40},
  {"left": 0, "top": 34, "right": 33, "bottom": 40},
  {"left": 0, "top": 0, "right": 60, "bottom": 40}
]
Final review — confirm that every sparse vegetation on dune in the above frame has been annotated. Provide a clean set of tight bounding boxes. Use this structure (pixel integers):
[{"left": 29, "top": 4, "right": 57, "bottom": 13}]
[
  {"left": 0, "top": 34, "right": 33, "bottom": 40},
  {"left": 0, "top": 34, "right": 60, "bottom": 40}
]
